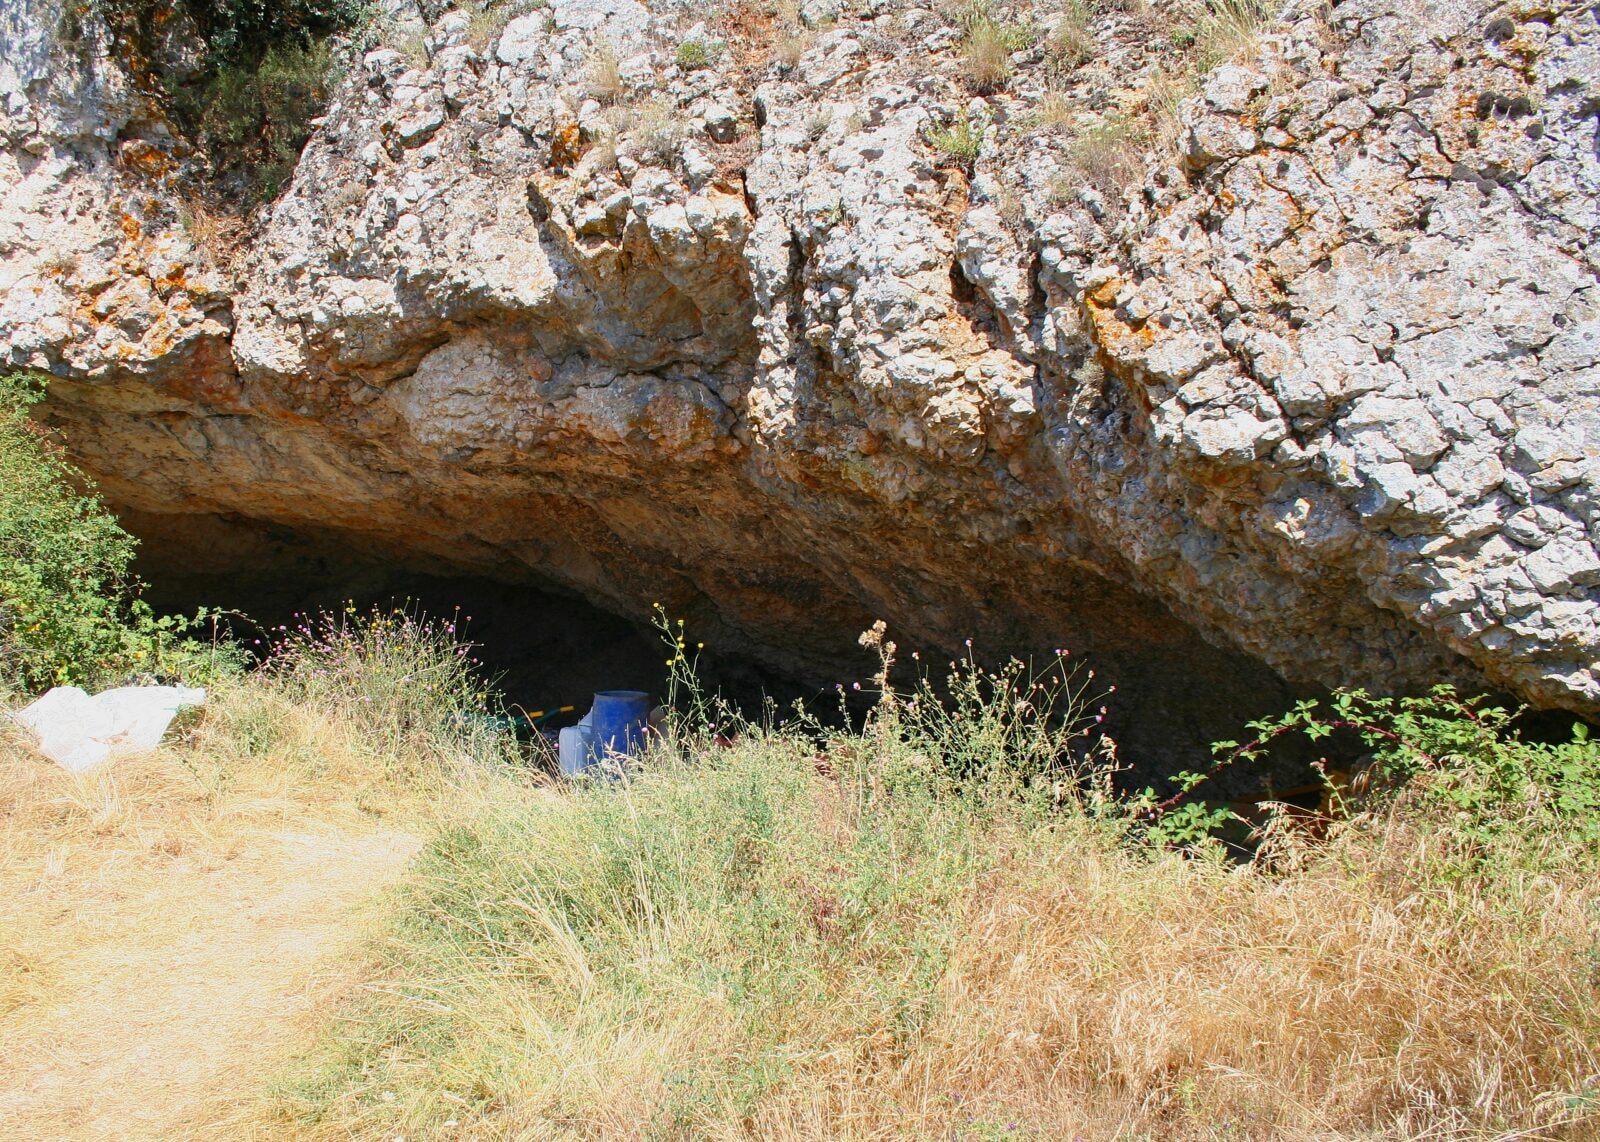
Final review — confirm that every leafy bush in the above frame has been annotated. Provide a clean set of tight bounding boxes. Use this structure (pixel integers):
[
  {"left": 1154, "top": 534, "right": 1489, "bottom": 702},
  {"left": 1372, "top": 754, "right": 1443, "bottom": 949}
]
[
  {"left": 0, "top": 374, "right": 227, "bottom": 690},
  {"left": 176, "top": 37, "right": 342, "bottom": 202},
  {"left": 61, "top": 0, "right": 367, "bottom": 209},
  {"left": 1157, "top": 685, "right": 1600, "bottom": 874},
  {"left": 0, "top": 374, "right": 142, "bottom": 689},
  {"left": 178, "top": 0, "right": 369, "bottom": 66}
]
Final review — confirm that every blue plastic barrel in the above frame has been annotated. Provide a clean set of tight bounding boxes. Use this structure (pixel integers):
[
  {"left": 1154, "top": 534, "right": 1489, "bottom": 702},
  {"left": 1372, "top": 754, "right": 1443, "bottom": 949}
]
[{"left": 590, "top": 690, "right": 651, "bottom": 763}]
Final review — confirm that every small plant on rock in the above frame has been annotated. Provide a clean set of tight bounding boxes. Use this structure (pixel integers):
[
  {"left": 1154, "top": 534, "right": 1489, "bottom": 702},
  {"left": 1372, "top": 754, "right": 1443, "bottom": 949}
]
[
  {"left": 1145, "top": 71, "right": 1199, "bottom": 151},
  {"left": 927, "top": 109, "right": 986, "bottom": 166},
  {"left": 1028, "top": 89, "right": 1074, "bottom": 134},
  {"left": 1179, "top": 0, "right": 1272, "bottom": 68},
  {"left": 1057, "top": 112, "right": 1144, "bottom": 212},
  {"left": 961, "top": 16, "right": 1026, "bottom": 92},
  {"left": 675, "top": 38, "right": 717, "bottom": 70},
  {"left": 464, "top": 0, "right": 545, "bottom": 50},
  {"left": 631, "top": 96, "right": 685, "bottom": 161},
  {"left": 774, "top": 25, "right": 813, "bottom": 69}
]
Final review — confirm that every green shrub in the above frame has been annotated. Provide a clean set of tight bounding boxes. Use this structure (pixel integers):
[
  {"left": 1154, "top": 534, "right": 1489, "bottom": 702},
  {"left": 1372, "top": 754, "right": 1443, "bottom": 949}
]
[
  {"left": 61, "top": 0, "right": 367, "bottom": 71},
  {"left": 0, "top": 374, "right": 140, "bottom": 689},
  {"left": 675, "top": 38, "right": 716, "bottom": 69},
  {"left": 175, "top": 37, "right": 342, "bottom": 203},
  {"left": 0, "top": 374, "right": 231, "bottom": 690},
  {"left": 1158, "top": 685, "right": 1600, "bottom": 874},
  {"left": 62, "top": 0, "right": 367, "bottom": 209}
]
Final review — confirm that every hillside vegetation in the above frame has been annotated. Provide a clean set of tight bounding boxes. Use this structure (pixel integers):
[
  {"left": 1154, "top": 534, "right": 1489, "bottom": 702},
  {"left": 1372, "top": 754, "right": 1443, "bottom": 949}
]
[
  {"left": 259, "top": 636, "right": 1600, "bottom": 1140},
  {"left": 2, "top": 378, "right": 1598, "bottom": 1139}
]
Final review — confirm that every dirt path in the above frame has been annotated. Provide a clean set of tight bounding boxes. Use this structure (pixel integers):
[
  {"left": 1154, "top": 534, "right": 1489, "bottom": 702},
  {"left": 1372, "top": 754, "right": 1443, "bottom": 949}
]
[{"left": 0, "top": 752, "right": 420, "bottom": 1141}]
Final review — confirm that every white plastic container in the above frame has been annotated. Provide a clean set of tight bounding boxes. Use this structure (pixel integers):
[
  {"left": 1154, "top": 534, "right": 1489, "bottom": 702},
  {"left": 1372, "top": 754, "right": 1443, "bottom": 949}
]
[{"left": 558, "top": 711, "right": 595, "bottom": 776}]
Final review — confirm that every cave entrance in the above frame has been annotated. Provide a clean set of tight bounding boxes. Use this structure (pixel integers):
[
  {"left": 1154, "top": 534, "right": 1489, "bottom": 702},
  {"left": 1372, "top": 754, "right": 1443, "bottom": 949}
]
[
  {"left": 118, "top": 509, "right": 1318, "bottom": 796},
  {"left": 124, "top": 511, "right": 814, "bottom": 730},
  {"left": 110, "top": 509, "right": 1597, "bottom": 814}
]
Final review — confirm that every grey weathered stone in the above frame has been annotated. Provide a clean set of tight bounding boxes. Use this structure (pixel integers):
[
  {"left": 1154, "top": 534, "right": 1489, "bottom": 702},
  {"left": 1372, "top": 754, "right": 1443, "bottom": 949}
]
[{"left": 702, "top": 101, "right": 737, "bottom": 143}]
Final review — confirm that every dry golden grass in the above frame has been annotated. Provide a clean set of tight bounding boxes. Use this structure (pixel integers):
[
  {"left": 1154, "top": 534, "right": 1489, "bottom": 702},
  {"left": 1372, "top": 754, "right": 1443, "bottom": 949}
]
[
  {"left": 276, "top": 728, "right": 1600, "bottom": 1141},
  {"left": 899, "top": 820, "right": 1600, "bottom": 1139},
  {"left": 178, "top": 192, "right": 247, "bottom": 270},
  {"left": 963, "top": 17, "right": 1017, "bottom": 93},
  {"left": 629, "top": 95, "right": 686, "bottom": 161},
  {"left": 1187, "top": 0, "right": 1274, "bottom": 68},
  {"left": 585, "top": 37, "right": 625, "bottom": 105}
]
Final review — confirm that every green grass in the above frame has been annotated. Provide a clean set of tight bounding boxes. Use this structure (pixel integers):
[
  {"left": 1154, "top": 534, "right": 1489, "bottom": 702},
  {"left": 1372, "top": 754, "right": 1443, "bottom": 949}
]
[
  {"left": 927, "top": 111, "right": 986, "bottom": 165},
  {"left": 269, "top": 627, "right": 1600, "bottom": 1139},
  {"left": 276, "top": 734, "right": 1064, "bottom": 1135}
]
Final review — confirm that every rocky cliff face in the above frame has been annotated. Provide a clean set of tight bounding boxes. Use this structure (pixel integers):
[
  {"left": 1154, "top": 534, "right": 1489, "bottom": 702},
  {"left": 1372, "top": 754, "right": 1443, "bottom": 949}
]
[{"left": 2, "top": 0, "right": 1597, "bottom": 763}]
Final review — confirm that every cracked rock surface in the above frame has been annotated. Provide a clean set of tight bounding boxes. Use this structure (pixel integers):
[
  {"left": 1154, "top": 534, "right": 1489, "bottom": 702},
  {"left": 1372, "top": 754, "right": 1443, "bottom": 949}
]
[{"left": 2, "top": 0, "right": 1597, "bottom": 767}]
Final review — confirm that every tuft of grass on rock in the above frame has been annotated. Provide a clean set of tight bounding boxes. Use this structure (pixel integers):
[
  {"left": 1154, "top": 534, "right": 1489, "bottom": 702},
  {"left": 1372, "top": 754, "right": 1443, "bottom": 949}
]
[
  {"left": 586, "top": 37, "right": 625, "bottom": 104},
  {"left": 1047, "top": 0, "right": 1096, "bottom": 69},
  {"left": 463, "top": 0, "right": 548, "bottom": 51},
  {"left": 629, "top": 95, "right": 686, "bottom": 161},
  {"left": 1176, "top": 0, "right": 1273, "bottom": 68},
  {"left": 961, "top": 15, "right": 1025, "bottom": 93},
  {"left": 1053, "top": 112, "right": 1145, "bottom": 213},
  {"left": 774, "top": 24, "right": 813, "bottom": 69},
  {"left": 927, "top": 110, "right": 986, "bottom": 165}
]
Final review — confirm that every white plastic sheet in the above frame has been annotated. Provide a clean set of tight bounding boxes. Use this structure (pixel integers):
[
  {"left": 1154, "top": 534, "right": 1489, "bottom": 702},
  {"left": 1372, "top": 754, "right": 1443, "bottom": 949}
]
[{"left": 12, "top": 685, "right": 206, "bottom": 773}]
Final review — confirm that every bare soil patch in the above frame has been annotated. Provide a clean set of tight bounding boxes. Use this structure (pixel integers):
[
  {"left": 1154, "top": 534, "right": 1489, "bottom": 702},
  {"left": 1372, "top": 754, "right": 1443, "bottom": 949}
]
[{"left": 0, "top": 742, "right": 419, "bottom": 1140}]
